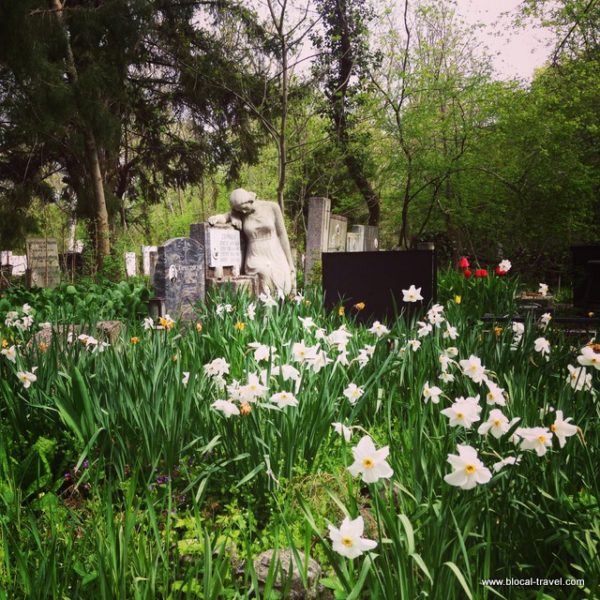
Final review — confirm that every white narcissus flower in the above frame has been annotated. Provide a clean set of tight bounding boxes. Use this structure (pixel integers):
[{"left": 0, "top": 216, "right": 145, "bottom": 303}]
[
  {"left": 17, "top": 367, "right": 38, "bottom": 389},
  {"left": 309, "top": 349, "right": 333, "bottom": 373},
  {"left": 291, "top": 341, "right": 319, "bottom": 363},
  {"left": 259, "top": 292, "right": 277, "bottom": 307},
  {"left": 492, "top": 455, "right": 521, "bottom": 473},
  {"left": 427, "top": 303, "right": 445, "bottom": 326},
  {"left": 343, "top": 383, "right": 364, "bottom": 405},
  {"left": 459, "top": 355, "right": 487, "bottom": 383},
  {"left": 485, "top": 380, "right": 507, "bottom": 406},
  {"left": 534, "top": 337, "right": 551, "bottom": 358},
  {"left": 443, "top": 324, "right": 459, "bottom": 340},
  {"left": 441, "top": 396, "right": 482, "bottom": 429},
  {"left": 270, "top": 364, "right": 301, "bottom": 383},
  {"left": 332, "top": 422, "right": 353, "bottom": 442},
  {"left": 1, "top": 345, "right": 17, "bottom": 363},
  {"left": 577, "top": 346, "right": 600, "bottom": 371},
  {"left": 368, "top": 321, "right": 390, "bottom": 337},
  {"left": 444, "top": 346, "right": 459, "bottom": 358},
  {"left": 407, "top": 339, "right": 421, "bottom": 352},
  {"left": 498, "top": 259, "right": 512, "bottom": 273},
  {"left": 417, "top": 321, "right": 433, "bottom": 338},
  {"left": 238, "top": 373, "right": 268, "bottom": 402},
  {"left": 347, "top": 435, "right": 394, "bottom": 484},
  {"left": 298, "top": 316, "right": 315, "bottom": 330},
  {"left": 328, "top": 516, "right": 377, "bottom": 559},
  {"left": 22, "top": 303, "right": 32, "bottom": 315},
  {"left": 270, "top": 391, "right": 299, "bottom": 408},
  {"left": 143, "top": 317, "right": 154, "bottom": 330},
  {"left": 211, "top": 399, "right": 240, "bottom": 417},
  {"left": 439, "top": 372, "right": 455, "bottom": 383},
  {"left": 402, "top": 285, "right": 423, "bottom": 303},
  {"left": 248, "top": 342, "right": 277, "bottom": 362},
  {"left": 444, "top": 444, "right": 492, "bottom": 490},
  {"left": 566, "top": 364, "right": 593, "bottom": 391},
  {"left": 477, "top": 409, "right": 513, "bottom": 438},
  {"left": 517, "top": 427, "right": 553, "bottom": 456},
  {"left": 246, "top": 302, "right": 256, "bottom": 321},
  {"left": 439, "top": 354, "right": 452, "bottom": 372},
  {"left": 293, "top": 292, "right": 304, "bottom": 304},
  {"left": 539, "top": 283, "right": 549, "bottom": 296},
  {"left": 204, "top": 357, "right": 230, "bottom": 378},
  {"left": 550, "top": 410, "right": 578, "bottom": 448},
  {"left": 182, "top": 372, "right": 190, "bottom": 386},
  {"left": 327, "top": 326, "right": 352, "bottom": 349},
  {"left": 422, "top": 381, "right": 443, "bottom": 404},
  {"left": 539, "top": 312, "right": 552, "bottom": 330}
]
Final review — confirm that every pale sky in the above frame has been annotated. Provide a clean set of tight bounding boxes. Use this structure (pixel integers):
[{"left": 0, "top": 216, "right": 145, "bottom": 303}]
[{"left": 455, "top": 0, "right": 553, "bottom": 80}]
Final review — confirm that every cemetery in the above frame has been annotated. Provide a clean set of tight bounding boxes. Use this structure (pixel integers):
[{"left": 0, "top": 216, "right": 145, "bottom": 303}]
[{"left": 1, "top": 2, "right": 599, "bottom": 599}]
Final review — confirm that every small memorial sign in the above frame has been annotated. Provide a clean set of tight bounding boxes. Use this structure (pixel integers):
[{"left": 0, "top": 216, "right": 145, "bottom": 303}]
[
  {"left": 327, "top": 215, "right": 348, "bottom": 252},
  {"left": 207, "top": 228, "right": 243, "bottom": 270},
  {"left": 26, "top": 238, "right": 60, "bottom": 288}
]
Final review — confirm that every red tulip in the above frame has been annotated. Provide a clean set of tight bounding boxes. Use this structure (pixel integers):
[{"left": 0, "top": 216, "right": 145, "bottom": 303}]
[
  {"left": 463, "top": 269, "right": 472, "bottom": 278},
  {"left": 458, "top": 256, "right": 470, "bottom": 269},
  {"left": 475, "top": 269, "right": 488, "bottom": 278},
  {"left": 495, "top": 266, "right": 507, "bottom": 276}
]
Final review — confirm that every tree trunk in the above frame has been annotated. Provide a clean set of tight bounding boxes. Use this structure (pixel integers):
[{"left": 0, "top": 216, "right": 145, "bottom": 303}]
[{"left": 52, "top": 0, "right": 110, "bottom": 268}]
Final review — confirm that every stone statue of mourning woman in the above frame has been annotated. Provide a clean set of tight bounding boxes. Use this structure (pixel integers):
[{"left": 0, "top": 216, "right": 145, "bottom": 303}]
[{"left": 208, "top": 189, "right": 296, "bottom": 296}]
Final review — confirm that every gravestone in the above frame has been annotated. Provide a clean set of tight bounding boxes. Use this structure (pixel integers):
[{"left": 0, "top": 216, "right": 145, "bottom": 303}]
[
  {"left": 327, "top": 215, "right": 348, "bottom": 252},
  {"left": 571, "top": 244, "right": 600, "bottom": 309},
  {"left": 206, "top": 227, "right": 243, "bottom": 272},
  {"left": 351, "top": 225, "right": 379, "bottom": 251},
  {"left": 1, "top": 251, "right": 10, "bottom": 266},
  {"left": 190, "top": 222, "right": 257, "bottom": 294},
  {"left": 26, "top": 239, "right": 60, "bottom": 288},
  {"left": 153, "top": 238, "right": 205, "bottom": 320},
  {"left": 125, "top": 252, "right": 137, "bottom": 277},
  {"left": 305, "top": 197, "right": 331, "bottom": 285},
  {"left": 346, "top": 232, "right": 361, "bottom": 252},
  {"left": 141, "top": 245, "right": 158, "bottom": 276},
  {"left": 322, "top": 250, "right": 436, "bottom": 323}
]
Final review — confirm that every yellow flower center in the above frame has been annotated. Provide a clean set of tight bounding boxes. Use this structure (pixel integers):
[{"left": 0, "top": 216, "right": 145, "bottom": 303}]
[
  {"left": 537, "top": 435, "right": 547, "bottom": 444},
  {"left": 362, "top": 457, "right": 374, "bottom": 469},
  {"left": 341, "top": 537, "right": 354, "bottom": 547},
  {"left": 550, "top": 424, "right": 557, "bottom": 432},
  {"left": 493, "top": 419, "right": 501, "bottom": 427},
  {"left": 465, "top": 464, "right": 476, "bottom": 474},
  {"left": 456, "top": 412, "right": 465, "bottom": 420}
]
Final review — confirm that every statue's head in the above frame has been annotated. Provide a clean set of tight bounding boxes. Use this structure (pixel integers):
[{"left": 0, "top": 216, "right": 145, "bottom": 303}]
[{"left": 230, "top": 188, "right": 257, "bottom": 215}]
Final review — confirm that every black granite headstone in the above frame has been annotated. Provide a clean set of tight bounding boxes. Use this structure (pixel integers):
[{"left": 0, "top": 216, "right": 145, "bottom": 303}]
[
  {"left": 322, "top": 250, "right": 436, "bottom": 322},
  {"left": 153, "top": 238, "right": 205, "bottom": 320},
  {"left": 571, "top": 245, "right": 600, "bottom": 309}
]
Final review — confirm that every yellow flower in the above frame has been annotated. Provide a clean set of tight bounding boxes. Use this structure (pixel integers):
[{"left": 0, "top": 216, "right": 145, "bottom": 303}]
[
  {"left": 353, "top": 302, "right": 365, "bottom": 311},
  {"left": 1, "top": 338, "right": 9, "bottom": 348},
  {"left": 304, "top": 300, "right": 311, "bottom": 306},
  {"left": 338, "top": 306, "right": 345, "bottom": 316},
  {"left": 159, "top": 315, "right": 175, "bottom": 330},
  {"left": 589, "top": 312, "right": 595, "bottom": 318},
  {"left": 38, "top": 342, "right": 48, "bottom": 353},
  {"left": 195, "top": 322, "right": 203, "bottom": 333},
  {"left": 454, "top": 295, "right": 462, "bottom": 305},
  {"left": 234, "top": 321, "right": 245, "bottom": 331},
  {"left": 494, "top": 326, "right": 503, "bottom": 337},
  {"left": 240, "top": 402, "right": 252, "bottom": 415},
  {"left": 130, "top": 336, "right": 140, "bottom": 345},
  {"left": 172, "top": 354, "right": 178, "bottom": 362}
]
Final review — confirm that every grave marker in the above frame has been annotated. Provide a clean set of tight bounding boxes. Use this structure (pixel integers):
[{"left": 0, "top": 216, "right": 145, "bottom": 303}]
[
  {"left": 322, "top": 250, "right": 436, "bottom": 322},
  {"left": 305, "top": 197, "right": 331, "bottom": 284},
  {"left": 327, "top": 215, "right": 348, "bottom": 252},
  {"left": 125, "top": 252, "right": 137, "bottom": 277},
  {"left": 141, "top": 245, "right": 158, "bottom": 276},
  {"left": 26, "top": 239, "right": 60, "bottom": 288},
  {"left": 153, "top": 238, "right": 205, "bottom": 320}
]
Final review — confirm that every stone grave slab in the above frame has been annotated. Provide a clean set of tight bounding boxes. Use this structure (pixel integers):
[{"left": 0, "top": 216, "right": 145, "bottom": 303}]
[
  {"left": 346, "top": 232, "right": 361, "bottom": 252},
  {"left": 351, "top": 225, "right": 379, "bottom": 251},
  {"left": 327, "top": 215, "right": 348, "bottom": 252},
  {"left": 141, "top": 245, "right": 158, "bottom": 276},
  {"left": 125, "top": 252, "right": 137, "bottom": 277},
  {"left": 206, "top": 227, "right": 243, "bottom": 271},
  {"left": 153, "top": 238, "right": 205, "bottom": 320},
  {"left": 304, "top": 196, "right": 331, "bottom": 284},
  {"left": 322, "top": 250, "right": 436, "bottom": 322},
  {"left": 11, "top": 255, "right": 27, "bottom": 276},
  {"left": 26, "top": 239, "right": 60, "bottom": 288}
]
